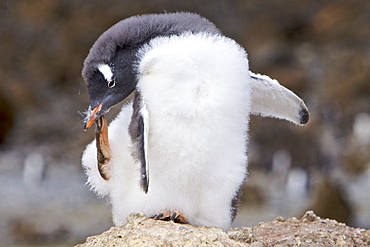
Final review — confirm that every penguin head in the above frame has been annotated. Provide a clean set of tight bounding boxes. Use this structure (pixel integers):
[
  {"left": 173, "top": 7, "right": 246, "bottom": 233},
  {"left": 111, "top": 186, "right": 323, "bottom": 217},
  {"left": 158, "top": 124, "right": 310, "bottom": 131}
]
[
  {"left": 82, "top": 12, "right": 221, "bottom": 130},
  {"left": 83, "top": 46, "right": 138, "bottom": 130}
]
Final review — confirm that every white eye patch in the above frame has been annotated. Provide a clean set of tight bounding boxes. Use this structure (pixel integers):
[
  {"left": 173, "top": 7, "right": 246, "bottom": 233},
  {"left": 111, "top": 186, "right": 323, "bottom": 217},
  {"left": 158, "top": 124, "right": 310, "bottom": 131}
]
[{"left": 97, "top": 64, "right": 113, "bottom": 83}]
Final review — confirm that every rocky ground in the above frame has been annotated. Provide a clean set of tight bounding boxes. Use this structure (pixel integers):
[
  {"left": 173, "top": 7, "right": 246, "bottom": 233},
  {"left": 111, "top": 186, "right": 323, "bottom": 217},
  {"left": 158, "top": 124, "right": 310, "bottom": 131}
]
[{"left": 76, "top": 211, "right": 370, "bottom": 247}]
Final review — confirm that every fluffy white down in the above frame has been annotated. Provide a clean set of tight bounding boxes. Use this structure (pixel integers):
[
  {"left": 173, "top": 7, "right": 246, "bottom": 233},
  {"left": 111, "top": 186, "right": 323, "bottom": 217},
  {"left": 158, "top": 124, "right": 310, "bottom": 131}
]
[{"left": 82, "top": 33, "right": 252, "bottom": 230}]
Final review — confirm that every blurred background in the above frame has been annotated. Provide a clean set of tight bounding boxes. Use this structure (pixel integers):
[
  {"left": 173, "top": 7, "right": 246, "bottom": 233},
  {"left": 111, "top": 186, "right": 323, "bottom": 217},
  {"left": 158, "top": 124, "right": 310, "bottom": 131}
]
[{"left": 0, "top": 0, "right": 369, "bottom": 246}]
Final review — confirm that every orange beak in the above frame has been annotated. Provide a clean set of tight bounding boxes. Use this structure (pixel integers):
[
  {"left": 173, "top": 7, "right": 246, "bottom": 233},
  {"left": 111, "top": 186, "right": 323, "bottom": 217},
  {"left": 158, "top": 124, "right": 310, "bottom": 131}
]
[{"left": 83, "top": 102, "right": 103, "bottom": 131}]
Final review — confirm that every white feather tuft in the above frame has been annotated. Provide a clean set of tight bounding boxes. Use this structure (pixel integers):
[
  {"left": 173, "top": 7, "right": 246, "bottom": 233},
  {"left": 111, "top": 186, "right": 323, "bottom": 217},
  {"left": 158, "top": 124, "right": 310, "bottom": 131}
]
[{"left": 97, "top": 64, "right": 114, "bottom": 82}]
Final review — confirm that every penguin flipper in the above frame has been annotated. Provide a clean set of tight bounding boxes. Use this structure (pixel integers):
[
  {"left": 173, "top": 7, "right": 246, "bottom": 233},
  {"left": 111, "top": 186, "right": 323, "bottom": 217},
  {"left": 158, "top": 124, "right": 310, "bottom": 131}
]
[
  {"left": 249, "top": 72, "right": 309, "bottom": 125},
  {"left": 129, "top": 92, "right": 150, "bottom": 193}
]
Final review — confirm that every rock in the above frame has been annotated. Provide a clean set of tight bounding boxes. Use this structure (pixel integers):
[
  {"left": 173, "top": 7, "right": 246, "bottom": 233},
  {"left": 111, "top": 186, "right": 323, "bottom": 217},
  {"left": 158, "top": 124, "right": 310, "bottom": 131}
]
[
  {"left": 76, "top": 211, "right": 370, "bottom": 246},
  {"left": 251, "top": 211, "right": 369, "bottom": 246},
  {"left": 75, "top": 213, "right": 240, "bottom": 247}
]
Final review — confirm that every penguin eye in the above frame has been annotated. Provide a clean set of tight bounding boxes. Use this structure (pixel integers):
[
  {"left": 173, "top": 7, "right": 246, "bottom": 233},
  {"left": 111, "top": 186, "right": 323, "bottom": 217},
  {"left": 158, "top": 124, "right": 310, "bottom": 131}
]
[{"left": 108, "top": 79, "right": 115, "bottom": 88}]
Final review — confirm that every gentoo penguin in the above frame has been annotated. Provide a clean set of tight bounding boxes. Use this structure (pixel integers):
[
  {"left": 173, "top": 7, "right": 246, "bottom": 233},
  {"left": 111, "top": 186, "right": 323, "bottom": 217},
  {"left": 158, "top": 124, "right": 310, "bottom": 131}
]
[{"left": 81, "top": 12, "right": 309, "bottom": 230}]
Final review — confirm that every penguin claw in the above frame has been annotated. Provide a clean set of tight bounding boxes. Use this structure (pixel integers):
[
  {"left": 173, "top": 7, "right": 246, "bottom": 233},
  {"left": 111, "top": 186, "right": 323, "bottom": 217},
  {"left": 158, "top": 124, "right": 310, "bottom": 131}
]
[
  {"left": 153, "top": 212, "right": 170, "bottom": 221},
  {"left": 151, "top": 211, "right": 188, "bottom": 224},
  {"left": 95, "top": 115, "right": 112, "bottom": 180},
  {"left": 170, "top": 211, "right": 188, "bottom": 223}
]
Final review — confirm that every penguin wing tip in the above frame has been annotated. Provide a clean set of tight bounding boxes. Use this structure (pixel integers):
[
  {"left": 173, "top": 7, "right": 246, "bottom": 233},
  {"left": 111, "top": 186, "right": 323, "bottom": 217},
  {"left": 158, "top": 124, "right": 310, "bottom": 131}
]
[{"left": 299, "top": 107, "right": 310, "bottom": 125}]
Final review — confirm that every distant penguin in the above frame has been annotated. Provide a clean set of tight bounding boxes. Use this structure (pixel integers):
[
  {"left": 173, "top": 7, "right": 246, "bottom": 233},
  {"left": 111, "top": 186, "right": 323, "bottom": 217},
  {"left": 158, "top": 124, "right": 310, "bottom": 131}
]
[{"left": 81, "top": 12, "right": 309, "bottom": 230}]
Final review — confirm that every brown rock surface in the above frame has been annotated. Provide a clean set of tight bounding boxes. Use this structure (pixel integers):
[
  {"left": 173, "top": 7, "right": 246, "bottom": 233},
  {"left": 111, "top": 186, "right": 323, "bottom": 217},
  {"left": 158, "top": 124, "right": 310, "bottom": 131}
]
[{"left": 76, "top": 211, "right": 370, "bottom": 247}]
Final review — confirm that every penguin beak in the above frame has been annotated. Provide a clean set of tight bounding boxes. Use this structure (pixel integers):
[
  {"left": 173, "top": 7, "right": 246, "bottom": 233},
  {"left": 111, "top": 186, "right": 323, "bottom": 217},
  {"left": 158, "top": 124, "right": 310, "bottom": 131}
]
[{"left": 84, "top": 102, "right": 103, "bottom": 131}]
